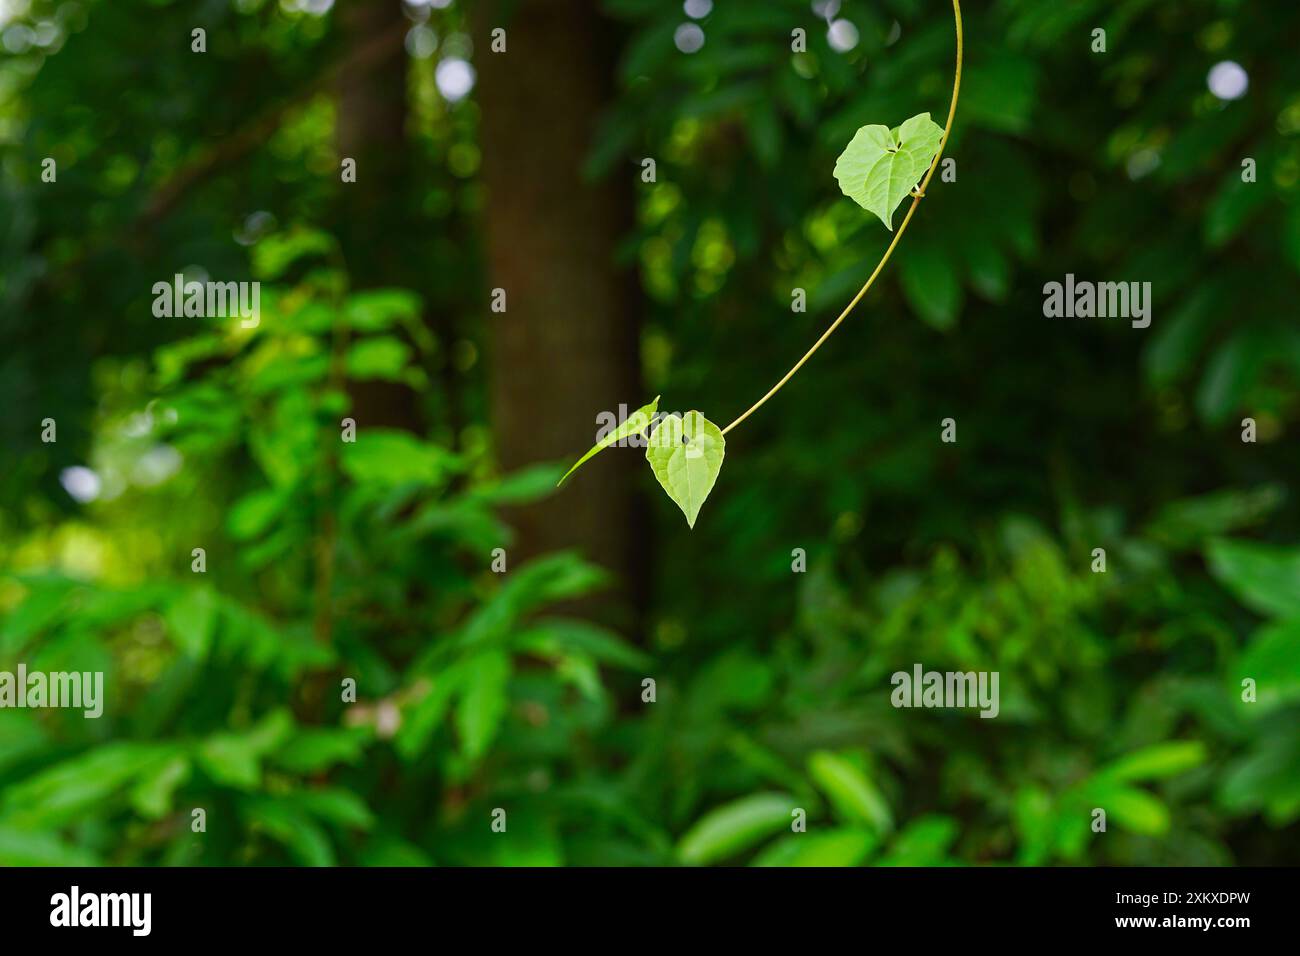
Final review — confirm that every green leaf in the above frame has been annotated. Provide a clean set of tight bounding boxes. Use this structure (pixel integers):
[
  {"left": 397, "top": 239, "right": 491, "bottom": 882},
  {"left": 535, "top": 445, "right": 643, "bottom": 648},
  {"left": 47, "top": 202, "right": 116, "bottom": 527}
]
[
  {"left": 514, "top": 618, "right": 653, "bottom": 671},
  {"left": 807, "top": 751, "right": 893, "bottom": 833},
  {"left": 0, "top": 826, "right": 99, "bottom": 866},
  {"left": 960, "top": 56, "right": 1037, "bottom": 134},
  {"left": 394, "top": 666, "right": 465, "bottom": 760},
  {"left": 359, "top": 838, "right": 435, "bottom": 867},
  {"left": 1143, "top": 282, "right": 1222, "bottom": 386},
  {"left": 130, "top": 755, "right": 191, "bottom": 820},
  {"left": 1012, "top": 786, "right": 1055, "bottom": 866},
  {"left": 196, "top": 739, "right": 259, "bottom": 789},
  {"left": 164, "top": 586, "right": 217, "bottom": 658},
  {"left": 694, "top": 651, "right": 774, "bottom": 712},
  {"left": 677, "top": 792, "right": 798, "bottom": 865},
  {"left": 1218, "top": 727, "right": 1300, "bottom": 820},
  {"left": 876, "top": 815, "right": 959, "bottom": 866},
  {"left": 344, "top": 289, "right": 422, "bottom": 332},
  {"left": 272, "top": 728, "right": 370, "bottom": 773},
  {"left": 0, "top": 575, "right": 77, "bottom": 656},
  {"left": 645, "top": 410, "right": 725, "bottom": 528},
  {"left": 482, "top": 811, "right": 565, "bottom": 866},
  {"left": 1143, "top": 484, "right": 1284, "bottom": 550},
  {"left": 1237, "top": 620, "right": 1300, "bottom": 710},
  {"left": 750, "top": 829, "right": 877, "bottom": 867},
  {"left": 834, "top": 112, "right": 945, "bottom": 230},
  {"left": 1195, "top": 330, "right": 1266, "bottom": 425},
  {"left": 558, "top": 396, "right": 659, "bottom": 486},
  {"left": 453, "top": 553, "right": 610, "bottom": 651},
  {"left": 455, "top": 651, "right": 512, "bottom": 761},
  {"left": 0, "top": 743, "right": 170, "bottom": 828},
  {"left": 241, "top": 798, "right": 335, "bottom": 866},
  {"left": 1204, "top": 171, "right": 1270, "bottom": 247},
  {"left": 962, "top": 240, "right": 1011, "bottom": 301},
  {"left": 250, "top": 227, "right": 334, "bottom": 280},
  {"left": 1102, "top": 787, "right": 1170, "bottom": 836},
  {"left": 898, "top": 239, "right": 962, "bottom": 329},
  {"left": 1098, "top": 742, "right": 1207, "bottom": 783},
  {"left": 227, "top": 487, "right": 285, "bottom": 541},
  {"left": 341, "top": 429, "right": 455, "bottom": 487},
  {"left": 472, "top": 463, "right": 565, "bottom": 505},
  {"left": 0, "top": 712, "right": 47, "bottom": 776},
  {"left": 196, "top": 710, "right": 294, "bottom": 790},
  {"left": 345, "top": 336, "right": 413, "bottom": 381},
  {"left": 1207, "top": 538, "right": 1300, "bottom": 619},
  {"left": 292, "top": 788, "right": 375, "bottom": 830}
]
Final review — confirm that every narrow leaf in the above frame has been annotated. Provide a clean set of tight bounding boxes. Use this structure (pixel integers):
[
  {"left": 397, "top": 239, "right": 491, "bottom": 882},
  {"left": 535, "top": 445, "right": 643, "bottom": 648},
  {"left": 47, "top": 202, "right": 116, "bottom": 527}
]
[
  {"left": 558, "top": 396, "right": 659, "bottom": 486},
  {"left": 455, "top": 651, "right": 512, "bottom": 761},
  {"left": 1103, "top": 787, "right": 1171, "bottom": 836},
  {"left": 750, "top": 829, "right": 877, "bottom": 867},
  {"left": 807, "top": 751, "right": 893, "bottom": 833},
  {"left": 677, "top": 792, "right": 797, "bottom": 865},
  {"left": 1098, "top": 742, "right": 1207, "bottom": 783}
]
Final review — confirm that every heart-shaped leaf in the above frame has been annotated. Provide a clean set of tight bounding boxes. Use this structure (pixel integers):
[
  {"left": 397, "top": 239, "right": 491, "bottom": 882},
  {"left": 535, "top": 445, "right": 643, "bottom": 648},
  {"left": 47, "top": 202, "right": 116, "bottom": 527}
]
[
  {"left": 558, "top": 396, "right": 660, "bottom": 486},
  {"left": 833, "top": 112, "right": 945, "bottom": 230},
  {"left": 645, "top": 410, "right": 725, "bottom": 528}
]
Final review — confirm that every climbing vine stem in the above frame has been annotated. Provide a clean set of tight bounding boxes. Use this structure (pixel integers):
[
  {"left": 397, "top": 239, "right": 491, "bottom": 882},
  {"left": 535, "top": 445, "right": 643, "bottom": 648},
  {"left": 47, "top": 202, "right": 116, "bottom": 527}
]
[
  {"left": 558, "top": 2, "right": 964, "bottom": 527},
  {"left": 720, "top": 0, "right": 964, "bottom": 437}
]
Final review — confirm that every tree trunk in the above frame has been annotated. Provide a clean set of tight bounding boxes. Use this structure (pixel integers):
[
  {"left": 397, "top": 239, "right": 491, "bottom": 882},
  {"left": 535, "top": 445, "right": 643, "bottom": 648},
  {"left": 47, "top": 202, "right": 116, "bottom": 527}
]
[
  {"left": 473, "top": 0, "right": 646, "bottom": 624},
  {"left": 334, "top": 0, "right": 424, "bottom": 433}
]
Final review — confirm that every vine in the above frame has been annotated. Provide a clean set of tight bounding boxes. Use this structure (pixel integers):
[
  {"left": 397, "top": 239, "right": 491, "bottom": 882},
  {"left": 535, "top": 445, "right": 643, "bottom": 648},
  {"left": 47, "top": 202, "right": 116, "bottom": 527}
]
[{"left": 560, "top": 1, "right": 964, "bottom": 527}]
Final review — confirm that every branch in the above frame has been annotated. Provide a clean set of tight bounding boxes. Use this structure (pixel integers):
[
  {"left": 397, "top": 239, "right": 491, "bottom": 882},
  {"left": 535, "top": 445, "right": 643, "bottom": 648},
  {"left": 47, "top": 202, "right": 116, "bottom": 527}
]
[
  {"left": 35, "top": 18, "right": 409, "bottom": 297},
  {"left": 141, "top": 20, "right": 407, "bottom": 225}
]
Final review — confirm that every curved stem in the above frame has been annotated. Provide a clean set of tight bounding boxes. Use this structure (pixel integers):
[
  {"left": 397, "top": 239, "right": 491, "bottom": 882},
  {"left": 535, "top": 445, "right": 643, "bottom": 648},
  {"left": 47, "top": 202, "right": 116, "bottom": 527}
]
[{"left": 721, "top": 0, "right": 964, "bottom": 436}]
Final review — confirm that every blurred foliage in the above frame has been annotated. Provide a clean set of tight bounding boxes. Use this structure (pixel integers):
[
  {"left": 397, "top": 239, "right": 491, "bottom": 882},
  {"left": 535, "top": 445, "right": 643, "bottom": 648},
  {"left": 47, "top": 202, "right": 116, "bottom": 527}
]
[{"left": 1, "top": 0, "right": 1299, "bottom": 865}]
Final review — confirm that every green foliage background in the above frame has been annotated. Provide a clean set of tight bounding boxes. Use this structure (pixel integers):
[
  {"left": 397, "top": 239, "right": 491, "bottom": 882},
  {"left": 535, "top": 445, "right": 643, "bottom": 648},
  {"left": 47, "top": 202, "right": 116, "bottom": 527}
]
[{"left": 2, "top": 0, "right": 1299, "bottom": 866}]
